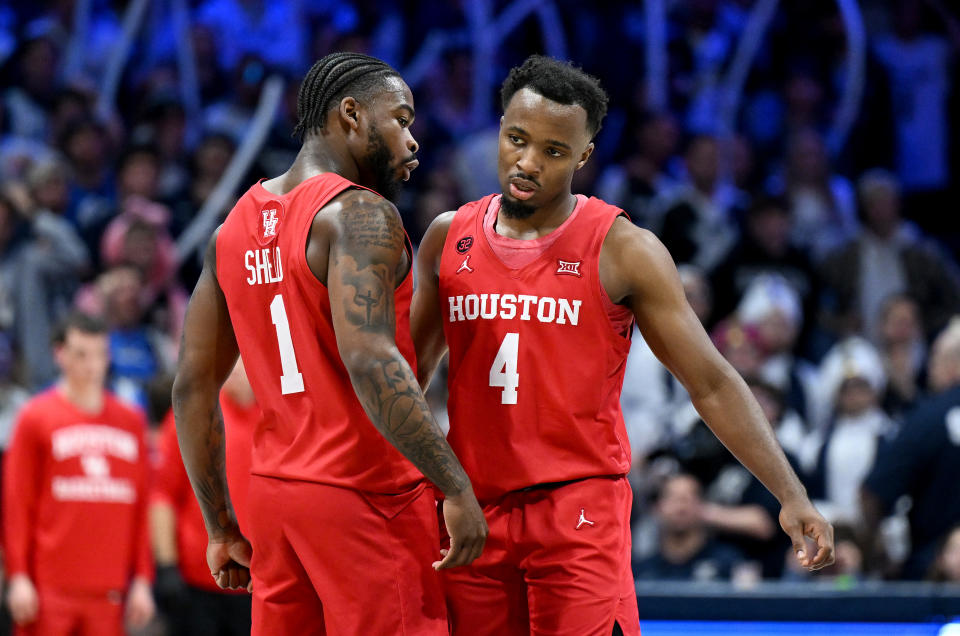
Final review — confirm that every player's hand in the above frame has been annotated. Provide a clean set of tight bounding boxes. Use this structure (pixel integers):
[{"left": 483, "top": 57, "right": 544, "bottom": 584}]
[
  {"left": 125, "top": 577, "right": 155, "bottom": 629},
  {"left": 207, "top": 527, "right": 254, "bottom": 592},
  {"left": 7, "top": 574, "right": 39, "bottom": 625},
  {"left": 434, "top": 490, "right": 488, "bottom": 570},
  {"left": 779, "top": 497, "right": 835, "bottom": 570}
]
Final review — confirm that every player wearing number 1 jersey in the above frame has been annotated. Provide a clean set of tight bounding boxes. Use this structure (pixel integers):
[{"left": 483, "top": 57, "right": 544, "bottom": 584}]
[
  {"left": 412, "top": 55, "right": 835, "bottom": 636},
  {"left": 172, "top": 53, "right": 486, "bottom": 636}
]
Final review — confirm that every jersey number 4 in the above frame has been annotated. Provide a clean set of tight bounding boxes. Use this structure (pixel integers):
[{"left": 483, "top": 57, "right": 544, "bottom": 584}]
[
  {"left": 489, "top": 332, "right": 519, "bottom": 405},
  {"left": 270, "top": 294, "right": 305, "bottom": 395}
]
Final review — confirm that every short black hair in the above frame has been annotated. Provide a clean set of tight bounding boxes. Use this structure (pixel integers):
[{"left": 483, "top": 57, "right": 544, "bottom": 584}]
[
  {"left": 293, "top": 52, "right": 401, "bottom": 141},
  {"left": 52, "top": 312, "right": 107, "bottom": 345},
  {"left": 500, "top": 55, "right": 609, "bottom": 137}
]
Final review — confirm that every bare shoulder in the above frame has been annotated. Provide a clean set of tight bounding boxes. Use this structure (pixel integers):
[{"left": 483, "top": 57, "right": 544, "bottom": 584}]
[
  {"left": 603, "top": 216, "right": 664, "bottom": 254},
  {"left": 323, "top": 188, "right": 405, "bottom": 253},
  {"left": 600, "top": 216, "right": 677, "bottom": 304},
  {"left": 412, "top": 210, "right": 456, "bottom": 280}
]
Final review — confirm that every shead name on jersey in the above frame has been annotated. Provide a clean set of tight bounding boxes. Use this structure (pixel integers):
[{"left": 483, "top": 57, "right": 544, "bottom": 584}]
[
  {"left": 245, "top": 246, "right": 283, "bottom": 285},
  {"left": 447, "top": 293, "right": 582, "bottom": 325}
]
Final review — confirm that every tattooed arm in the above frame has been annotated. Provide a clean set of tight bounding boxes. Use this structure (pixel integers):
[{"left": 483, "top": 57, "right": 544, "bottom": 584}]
[
  {"left": 171, "top": 229, "right": 252, "bottom": 590},
  {"left": 320, "top": 189, "right": 486, "bottom": 569}
]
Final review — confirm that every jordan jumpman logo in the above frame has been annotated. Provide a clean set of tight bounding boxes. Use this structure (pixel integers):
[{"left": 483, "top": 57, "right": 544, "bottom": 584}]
[
  {"left": 456, "top": 255, "right": 474, "bottom": 274},
  {"left": 576, "top": 508, "right": 595, "bottom": 530}
]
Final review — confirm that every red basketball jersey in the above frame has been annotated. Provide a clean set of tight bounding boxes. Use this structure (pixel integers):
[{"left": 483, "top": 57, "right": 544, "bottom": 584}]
[
  {"left": 216, "top": 173, "right": 422, "bottom": 493},
  {"left": 439, "top": 194, "right": 634, "bottom": 502}
]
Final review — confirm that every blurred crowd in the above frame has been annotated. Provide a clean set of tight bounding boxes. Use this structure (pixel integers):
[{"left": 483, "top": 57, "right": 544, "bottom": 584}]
[{"left": 3, "top": 0, "right": 960, "bottom": 619}]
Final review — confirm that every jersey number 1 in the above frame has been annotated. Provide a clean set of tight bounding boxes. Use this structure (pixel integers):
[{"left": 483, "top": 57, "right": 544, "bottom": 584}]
[
  {"left": 270, "top": 294, "right": 305, "bottom": 395},
  {"left": 489, "top": 332, "right": 519, "bottom": 405}
]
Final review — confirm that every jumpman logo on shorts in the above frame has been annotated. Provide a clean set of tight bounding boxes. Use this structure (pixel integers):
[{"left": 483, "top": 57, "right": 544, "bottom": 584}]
[
  {"left": 576, "top": 508, "right": 595, "bottom": 530},
  {"left": 457, "top": 255, "right": 474, "bottom": 274}
]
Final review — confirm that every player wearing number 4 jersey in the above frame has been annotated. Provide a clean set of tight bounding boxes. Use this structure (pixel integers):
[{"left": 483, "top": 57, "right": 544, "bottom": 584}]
[
  {"left": 172, "top": 53, "right": 486, "bottom": 636},
  {"left": 411, "top": 55, "right": 836, "bottom": 636}
]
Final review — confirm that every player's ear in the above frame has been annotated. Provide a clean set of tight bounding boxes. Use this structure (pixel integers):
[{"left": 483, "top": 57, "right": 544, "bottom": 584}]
[
  {"left": 338, "top": 97, "right": 361, "bottom": 131},
  {"left": 499, "top": 115, "right": 504, "bottom": 128},
  {"left": 576, "top": 142, "right": 595, "bottom": 170}
]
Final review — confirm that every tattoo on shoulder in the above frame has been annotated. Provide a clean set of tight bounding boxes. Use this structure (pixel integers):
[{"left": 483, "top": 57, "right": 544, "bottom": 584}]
[
  {"left": 334, "top": 194, "right": 404, "bottom": 331},
  {"left": 339, "top": 193, "right": 404, "bottom": 254}
]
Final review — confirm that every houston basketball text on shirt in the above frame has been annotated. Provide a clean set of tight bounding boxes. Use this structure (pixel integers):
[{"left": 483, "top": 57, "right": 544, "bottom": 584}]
[
  {"left": 50, "top": 424, "right": 139, "bottom": 503},
  {"left": 447, "top": 292, "right": 582, "bottom": 325},
  {"left": 245, "top": 246, "right": 283, "bottom": 285}
]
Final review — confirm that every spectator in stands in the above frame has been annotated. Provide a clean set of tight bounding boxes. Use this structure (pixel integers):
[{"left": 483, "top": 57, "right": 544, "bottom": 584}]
[
  {"left": 79, "top": 265, "right": 175, "bottom": 411},
  {"left": 873, "top": 0, "right": 958, "bottom": 235},
  {"left": 634, "top": 473, "right": 745, "bottom": 582},
  {"left": 59, "top": 118, "right": 116, "bottom": 251},
  {"left": 876, "top": 293, "right": 927, "bottom": 417},
  {"left": 737, "top": 274, "right": 819, "bottom": 425},
  {"left": 150, "top": 360, "right": 256, "bottom": 635},
  {"left": 928, "top": 525, "right": 960, "bottom": 582},
  {"left": 773, "top": 128, "right": 858, "bottom": 262},
  {"left": 203, "top": 54, "right": 268, "bottom": 145},
  {"left": 2, "top": 313, "right": 154, "bottom": 634},
  {"left": 15, "top": 157, "right": 91, "bottom": 389},
  {"left": 653, "top": 135, "right": 745, "bottom": 271},
  {"left": 863, "top": 318, "right": 960, "bottom": 579},
  {"left": 169, "top": 132, "right": 235, "bottom": 240},
  {"left": 710, "top": 195, "right": 820, "bottom": 340},
  {"left": 2, "top": 32, "right": 59, "bottom": 142},
  {"left": 0, "top": 192, "right": 25, "bottom": 344},
  {"left": 95, "top": 194, "right": 188, "bottom": 344},
  {"left": 596, "top": 110, "right": 680, "bottom": 228},
  {"left": 819, "top": 169, "right": 960, "bottom": 343},
  {"left": 808, "top": 337, "right": 894, "bottom": 525}
]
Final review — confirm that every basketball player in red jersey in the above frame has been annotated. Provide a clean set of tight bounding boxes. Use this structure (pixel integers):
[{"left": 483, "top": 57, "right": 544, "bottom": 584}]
[
  {"left": 411, "top": 55, "right": 835, "bottom": 635},
  {"left": 172, "top": 53, "right": 486, "bottom": 635}
]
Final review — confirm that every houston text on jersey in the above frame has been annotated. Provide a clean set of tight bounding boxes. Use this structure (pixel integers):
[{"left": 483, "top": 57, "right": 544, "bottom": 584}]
[{"left": 447, "top": 293, "right": 582, "bottom": 325}]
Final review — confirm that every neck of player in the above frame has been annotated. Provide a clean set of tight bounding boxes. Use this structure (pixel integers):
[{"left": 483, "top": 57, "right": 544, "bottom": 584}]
[
  {"left": 58, "top": 379, "right": 105, "bottom": 413},
  {"left": 264, "top": 136, "right": 362, "bottom": 195},
  {"left": 497, "top": 191, "right": 578, "bottom": 240}
]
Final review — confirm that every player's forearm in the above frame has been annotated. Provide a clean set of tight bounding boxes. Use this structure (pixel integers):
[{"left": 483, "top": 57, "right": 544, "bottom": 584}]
[
  {"left": 171, "top": 379, "right": 238, "bottom": 538},
  {"left": 148, "top": 503, "right": 179, "bottom": 566},
  {"left": 692, "top": 370, "right": 807, "bottom": 505},
  {"left": 345, "top": 348, "right": 471, "bottom": 497},
  {"left": 414, "top": 339, "right": 447, "bottom": 391}
]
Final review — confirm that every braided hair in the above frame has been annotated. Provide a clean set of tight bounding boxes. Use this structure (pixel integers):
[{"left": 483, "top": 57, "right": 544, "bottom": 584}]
[{"left": 293, "top": 52, "right": 401, "bottom": 141}]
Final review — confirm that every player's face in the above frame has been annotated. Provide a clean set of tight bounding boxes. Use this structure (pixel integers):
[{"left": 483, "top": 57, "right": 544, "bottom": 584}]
[
  {"left": 358, "top": 76, "right": 419, "bottom": 202},
  {"left": 498, "top": 88, "right": 594, "bottom": 218},
  {"left": 55, "top": 328, "right": 109, "bottom": 390}
]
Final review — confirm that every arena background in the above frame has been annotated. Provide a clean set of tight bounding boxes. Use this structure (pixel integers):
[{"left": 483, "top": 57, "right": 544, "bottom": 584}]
[{"left": 2, "top": 0, "right": 960, "bottom": 634}]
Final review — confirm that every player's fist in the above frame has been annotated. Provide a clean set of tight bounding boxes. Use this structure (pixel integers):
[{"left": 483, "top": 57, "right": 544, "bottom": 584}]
[
  {"left": 779, "top": 497, "right": 835, "bottom": 571},
  {"left": 435, "top": 490, "right": 488, "bottom": 570},
  {"left": 207, "top": 528, "right": 253, "bottom": 592},
  {"left": 7, "top": 574, "right": 39, "bottom": 625}
]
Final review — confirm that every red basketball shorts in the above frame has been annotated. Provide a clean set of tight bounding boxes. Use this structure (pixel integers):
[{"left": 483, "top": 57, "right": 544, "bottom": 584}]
[
  {"left": 247, "top": 475, "right": 447, "bottom": 636},
  {"left": 442, "top": 475, "right": 640, "bottom": 636},
  {"left": 14, "top": 588, "right": 125, "bottom": 636}
]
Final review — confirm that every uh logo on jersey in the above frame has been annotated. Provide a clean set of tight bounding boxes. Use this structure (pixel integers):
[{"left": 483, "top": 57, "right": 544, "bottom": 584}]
[{"left": 257, "top": 200, "right": 284, "bottom": 246}]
